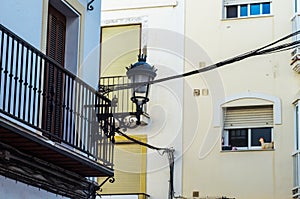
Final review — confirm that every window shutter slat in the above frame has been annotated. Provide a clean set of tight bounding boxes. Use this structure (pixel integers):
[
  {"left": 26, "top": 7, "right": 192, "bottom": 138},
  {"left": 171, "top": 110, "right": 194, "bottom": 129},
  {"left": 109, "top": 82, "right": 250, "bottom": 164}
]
[
  {"left": 43, "top": 4, "right": 66, "bottom": 138},
  {"left": 100, "top": 138, "right": 146, "bottom": 194},
  {"left": 47, "top": 5, "right": 66, "bottom": 66},
  {"left": 224, "top": 105, "right": 273, "bottom": 128},
  {"left": 48, "top": 15, "right": 57, "bottom": 60},
  {"left": 56, "top": 20, "right": 65, "bottom": 65}
]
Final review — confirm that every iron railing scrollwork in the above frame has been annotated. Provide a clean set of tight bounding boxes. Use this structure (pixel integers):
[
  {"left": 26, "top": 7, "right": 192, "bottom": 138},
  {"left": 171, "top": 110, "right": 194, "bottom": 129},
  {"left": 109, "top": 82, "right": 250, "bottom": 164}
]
[
  {"left": 0, "top": 24, "right": 114, "bottom": 169},
  {"left": 99, "top": 76, "right": 146, "bottom": 131}
]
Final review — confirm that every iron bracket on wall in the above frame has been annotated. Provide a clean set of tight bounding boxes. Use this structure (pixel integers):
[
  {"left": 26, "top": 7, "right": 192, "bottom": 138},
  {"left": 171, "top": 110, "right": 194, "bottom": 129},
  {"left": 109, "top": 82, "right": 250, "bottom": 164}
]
[
  {"left": 97, "top": 176, "right": 115, "bottom": 192},
  {"left": 87, "top": 0, "right": 95, "bottom": 11}
]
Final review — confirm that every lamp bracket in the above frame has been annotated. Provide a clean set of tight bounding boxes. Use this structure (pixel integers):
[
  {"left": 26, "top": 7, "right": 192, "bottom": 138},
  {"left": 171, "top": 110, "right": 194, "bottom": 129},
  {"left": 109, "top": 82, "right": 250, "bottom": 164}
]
[{"left": 113, "top": 112, "right": 139, "bottom": 131}]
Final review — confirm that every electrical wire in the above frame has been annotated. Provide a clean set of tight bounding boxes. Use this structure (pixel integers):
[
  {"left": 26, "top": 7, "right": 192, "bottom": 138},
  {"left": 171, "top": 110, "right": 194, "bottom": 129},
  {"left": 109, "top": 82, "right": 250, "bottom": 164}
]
[
  {"left": 116, "top": 128, "right": 168, "bottom": 151},
  {"left": 115, "top": 128, "right": 175, "bottom": 199},
  {"left": 104, "top": 30, "right": 300, "bottom": 92}
]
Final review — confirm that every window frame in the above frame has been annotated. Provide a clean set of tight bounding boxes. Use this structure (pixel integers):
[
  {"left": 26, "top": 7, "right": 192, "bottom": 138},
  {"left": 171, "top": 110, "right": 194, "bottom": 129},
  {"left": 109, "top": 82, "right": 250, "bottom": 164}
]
[
  {"left": 222, "top": 105, "right": 274, "bottom": 151},
  {"left": 223, "top": 127, "right": 273, "bottom": 150},
  {"left": 223, "top": 1, "right": 272, "bottom": 19},
  {"left": 295, "top": 0, "right": 299, "bottom": 13},
  {"left": 43, "top": 0, "right": 83, "bottom": 74}
]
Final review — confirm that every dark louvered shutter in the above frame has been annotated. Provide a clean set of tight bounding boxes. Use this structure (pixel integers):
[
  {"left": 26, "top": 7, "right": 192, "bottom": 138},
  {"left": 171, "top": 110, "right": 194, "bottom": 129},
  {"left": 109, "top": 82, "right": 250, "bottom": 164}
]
[
  {"left": 43, "top": 5, "right": 66, "bottom": 139},
  {"left": 47, "top": 5, "right": 66, "bottom": 65}
]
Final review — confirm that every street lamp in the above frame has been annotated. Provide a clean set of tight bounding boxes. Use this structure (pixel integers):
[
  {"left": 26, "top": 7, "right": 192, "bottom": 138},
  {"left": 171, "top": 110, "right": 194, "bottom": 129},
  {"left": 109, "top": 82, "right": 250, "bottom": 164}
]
[
  {"left": 126, "top": 54, "right": 157, "bottom": 125},
  {"left": 98, "top": 54, "right": 157, "bottom": 128}
]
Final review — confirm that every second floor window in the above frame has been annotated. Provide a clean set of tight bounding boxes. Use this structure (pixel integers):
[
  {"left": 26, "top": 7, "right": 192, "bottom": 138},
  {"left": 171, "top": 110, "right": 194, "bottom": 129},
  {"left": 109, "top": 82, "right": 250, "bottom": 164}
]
[
  {"left": 224, "top": 1, "right": 271, "bottom": 19},
  {"left": 222, "top": 105, "right": 274, "bottom": 151}
]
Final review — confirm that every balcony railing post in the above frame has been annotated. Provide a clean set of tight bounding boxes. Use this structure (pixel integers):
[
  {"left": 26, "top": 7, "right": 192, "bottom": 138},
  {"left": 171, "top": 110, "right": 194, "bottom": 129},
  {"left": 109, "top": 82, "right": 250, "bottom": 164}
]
[
  {"left": 298, "top": 153, "right": 300, "bottom": 187},
  {"left": 3, "top": 33, "right": 10, "bottom": 112},
  {"left": 17, "top": 44, "right": 24, "bottom": 118},
  {"left": 22, "top": 46, "right": 29, "bottom": 120},
  {"left": 12, "top": 40, "right": 19, "bottom": 116},
  {"left": 36, "top": 57, "right": 43, "bottom": 128},
  {"left": 0, "top": 30, "right": 4, "bottom": 96},
  {"left": 7, "top": 36, "right": 15, "bottom": 113}
]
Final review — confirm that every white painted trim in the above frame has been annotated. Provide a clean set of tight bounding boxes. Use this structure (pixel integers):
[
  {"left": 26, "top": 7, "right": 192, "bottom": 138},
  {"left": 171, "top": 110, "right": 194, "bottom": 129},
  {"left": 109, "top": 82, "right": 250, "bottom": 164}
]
[
  {"left": 224, "top": 0, "right": 271, "bottom": 6},
  {"left": 61, "top": 0, "right": 80, "bottom": 16},
  {"left": 102, "top": 16, "right": 148, "bottom": 27},
  {"left": 214, "top": 92, "right": 282, "bottom": 127},
  {"left": 102, "top": 0, "right": 178, "bottom": 11}
]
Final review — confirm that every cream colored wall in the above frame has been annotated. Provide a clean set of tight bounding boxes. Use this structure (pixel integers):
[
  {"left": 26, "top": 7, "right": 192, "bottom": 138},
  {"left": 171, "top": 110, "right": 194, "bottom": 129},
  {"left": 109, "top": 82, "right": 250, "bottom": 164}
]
[{"left": 183, "top": 0, "right": 299, "bottom": 199}]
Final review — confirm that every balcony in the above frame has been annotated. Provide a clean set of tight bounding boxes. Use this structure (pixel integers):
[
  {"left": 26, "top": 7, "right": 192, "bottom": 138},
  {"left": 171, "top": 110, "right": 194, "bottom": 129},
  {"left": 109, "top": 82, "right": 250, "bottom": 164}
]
[
  {"left": 0, "top": 24, "right": 114, "bottom": 198},
  {"left": 291, "top": 47, "right": 300, "bottom": 73}
]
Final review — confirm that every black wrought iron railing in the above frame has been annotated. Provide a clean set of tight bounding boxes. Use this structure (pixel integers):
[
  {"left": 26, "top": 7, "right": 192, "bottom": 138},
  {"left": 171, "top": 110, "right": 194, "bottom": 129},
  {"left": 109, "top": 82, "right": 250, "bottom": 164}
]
[
  {"left": 99, "top": 76, "right": 149, "bottom": 129},
  {"left": 0, "top": 24, "right": 114, "bottom": 169},
  {"left": 99, "top": 76, "right": 134, "bottom": 113}
]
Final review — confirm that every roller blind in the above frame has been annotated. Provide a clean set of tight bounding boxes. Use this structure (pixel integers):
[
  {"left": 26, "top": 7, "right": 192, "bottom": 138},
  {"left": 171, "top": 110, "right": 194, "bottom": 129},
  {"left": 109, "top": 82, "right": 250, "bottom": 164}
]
[
  {"left": 99, "top": 135, "right": 147, "bottom": 196},
  {"left": 224, "top": 105, "right": 273, "bottom": 129},
  {"left": 101, "top": 24, "right": 141, "bottom": 76}
]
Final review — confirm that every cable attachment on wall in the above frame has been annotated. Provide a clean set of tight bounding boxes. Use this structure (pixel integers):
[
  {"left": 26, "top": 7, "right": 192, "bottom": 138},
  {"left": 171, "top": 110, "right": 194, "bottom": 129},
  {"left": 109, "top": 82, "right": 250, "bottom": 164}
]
[{"left": 163, "top": 148, "right": 175, "bottom": 199}]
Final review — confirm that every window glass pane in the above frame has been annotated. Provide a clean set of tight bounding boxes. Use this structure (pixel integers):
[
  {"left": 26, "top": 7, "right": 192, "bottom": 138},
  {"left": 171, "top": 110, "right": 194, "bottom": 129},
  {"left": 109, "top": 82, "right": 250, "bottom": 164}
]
[
  {"left": 295, "top": 0, "right": 298, "bottom": 13},
  {"left": 240, "top": 5, "right": 248, "bottom": 17},
  {"left": 262, "top": 3, "right": 270, "bottom": 14},
  {"left": 251, "top": 128, "right": 272, "bottom": 147},
  {"left": 229, "top": 129, "right": 248, "bottom": 147},
  {"left": 226, "top": 6, "right": 238, "bottom": 18},
  {"left": 250, "top": 3, "right": 260, "bottom": 15}
]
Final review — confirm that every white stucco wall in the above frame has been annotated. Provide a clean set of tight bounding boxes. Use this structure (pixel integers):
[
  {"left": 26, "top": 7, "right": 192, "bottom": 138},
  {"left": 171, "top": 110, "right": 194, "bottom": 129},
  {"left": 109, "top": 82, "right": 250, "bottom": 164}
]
[{"left": 101, "top": 0, "right": 185, "bottom": 198}]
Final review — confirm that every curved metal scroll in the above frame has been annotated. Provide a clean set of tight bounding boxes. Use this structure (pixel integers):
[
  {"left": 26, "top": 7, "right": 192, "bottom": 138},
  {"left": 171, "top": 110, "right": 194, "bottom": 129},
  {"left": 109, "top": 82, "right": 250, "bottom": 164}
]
[
  {"left": 87, "top": 0, "right": 95, "bottom": 11},
  {"left": 98, "top": 176, "right": 115, "bottom": 192}
]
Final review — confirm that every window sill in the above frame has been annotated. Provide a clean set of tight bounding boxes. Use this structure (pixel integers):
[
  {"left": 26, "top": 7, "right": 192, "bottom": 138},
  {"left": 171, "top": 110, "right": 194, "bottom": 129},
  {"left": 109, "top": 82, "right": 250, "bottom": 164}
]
[
  {"left": 221, "top": 14, "right": 274, "bottom": 21},
  {"left": 221, "top": 149, "right": 275, "bottom": 152}
]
